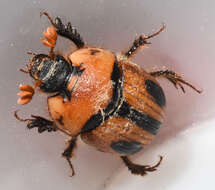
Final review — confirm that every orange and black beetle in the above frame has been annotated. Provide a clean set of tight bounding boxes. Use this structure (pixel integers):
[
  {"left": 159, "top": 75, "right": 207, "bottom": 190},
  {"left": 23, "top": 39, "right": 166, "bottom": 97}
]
[{"left": 15, "top": 12, "right": 201, "bottom": 176}]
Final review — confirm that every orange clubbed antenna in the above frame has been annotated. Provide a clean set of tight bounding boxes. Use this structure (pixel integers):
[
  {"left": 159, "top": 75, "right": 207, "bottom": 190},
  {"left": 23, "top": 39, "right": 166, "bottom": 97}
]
[
  {"left": 17, "top": 84, "right": 35, "bottom": 105},
  {"left": 41, "top": 26, "right": 58, "bottom": 58}
]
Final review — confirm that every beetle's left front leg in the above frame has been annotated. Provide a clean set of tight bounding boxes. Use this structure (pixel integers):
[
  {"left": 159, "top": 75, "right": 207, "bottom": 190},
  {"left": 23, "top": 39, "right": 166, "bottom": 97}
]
[
  {"left": 14, "top": 111, "right": 57, "bottom": 133},
  {"left": 40, "top": 12, "right": 85, "bottom": 49},
  {"left": 62, "top": 136, "right": 78, "bottom": 176}
]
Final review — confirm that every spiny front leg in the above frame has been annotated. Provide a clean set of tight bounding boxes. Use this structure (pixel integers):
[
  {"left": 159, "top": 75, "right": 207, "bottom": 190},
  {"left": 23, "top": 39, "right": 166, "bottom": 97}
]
[
  {"left": 14, "top": 111, "right": 57, "bottom": 133},
  {"left": 121, "top": 156, "right": 163, "bottom": 176},
  {"left": 40, "top": 11, "right": 85, "bottom": 48},
  {"left": 124, "top": 24, "right": 165, "bottom": 58},
  {"left": 62, "top": 137, "right": 78, "bottom": 176},
  {"left": 150, "top": 70, "right": 202, "bottom": 93}
]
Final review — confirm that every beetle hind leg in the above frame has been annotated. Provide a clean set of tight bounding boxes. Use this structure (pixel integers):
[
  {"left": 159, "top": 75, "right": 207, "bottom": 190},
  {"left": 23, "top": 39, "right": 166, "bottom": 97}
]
[
  {"left": 40, "top": 11, "right": 85, "bottom": 49},
  {"left": 62, "top": 137, "right": 78, "bottom": 177},
  {"left": 121, "top": 156, "right": 163, "bottom": 176},
  {"left": 14, "top": 111, "right": 57, "bottom": 133},
  {"left": 150, "top": 70, "right": 202, "bottom": 93}
]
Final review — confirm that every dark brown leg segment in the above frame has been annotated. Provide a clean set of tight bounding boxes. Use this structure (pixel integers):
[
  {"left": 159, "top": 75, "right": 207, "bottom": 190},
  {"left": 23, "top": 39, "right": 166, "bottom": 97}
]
[
  {"left": 150, "top": 70, "right": 202, "bottom": 93},
  {"left": 124, "top": 24, "right": 165, "bottom": 58},
  {"left": 62, "top": 136, "right": 78, "bottom": 176},
  {"left": 40, "top": 12, "right": 85, "bottom": 48},
  {"left": 14, "top": 111, "right": 57, "bottom": 133},
  {"left": 121, "top": 156, "right": 163, "bottom": 176}
]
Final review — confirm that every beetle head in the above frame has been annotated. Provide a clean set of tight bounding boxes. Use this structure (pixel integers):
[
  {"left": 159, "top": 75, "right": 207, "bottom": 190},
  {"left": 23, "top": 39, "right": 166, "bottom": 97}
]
[{"left": 29, "top": 53, "right": 72, "bottom": 93}]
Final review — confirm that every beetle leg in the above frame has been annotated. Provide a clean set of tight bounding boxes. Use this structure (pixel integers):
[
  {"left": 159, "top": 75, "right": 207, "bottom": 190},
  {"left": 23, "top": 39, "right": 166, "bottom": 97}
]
[
  {"left": 124, "top": 24, "right": 165, "bottom": 58},
  {"left": 121, "top": 155, "right": 163, "bottom": 176},
  {"left": 150, "top": 70, "right": 202, "bottom": 93},
  {"left": 62, "top": 137, "right": 78, "bottom": 177},
  {"left": 40, "top": 11, "right": 85, "bottom": 49},
  {"left": 14, "top": 111, "right": 57, "bottom": 133}
]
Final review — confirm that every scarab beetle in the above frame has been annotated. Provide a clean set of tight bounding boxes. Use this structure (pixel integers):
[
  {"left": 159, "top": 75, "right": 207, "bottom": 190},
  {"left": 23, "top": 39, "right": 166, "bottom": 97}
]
[{"left": 15, "top": 12, "right": 201, "bottom": 176}]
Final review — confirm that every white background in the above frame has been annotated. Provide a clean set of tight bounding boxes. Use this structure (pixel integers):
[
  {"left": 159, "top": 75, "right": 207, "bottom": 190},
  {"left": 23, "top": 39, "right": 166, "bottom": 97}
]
[{"left": 1, "top": 0, "right": 215, "bottom": 189}]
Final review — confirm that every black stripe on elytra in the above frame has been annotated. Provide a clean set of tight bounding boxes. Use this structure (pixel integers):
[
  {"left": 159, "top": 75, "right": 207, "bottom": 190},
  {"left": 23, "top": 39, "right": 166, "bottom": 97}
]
[
  {"left": 81, "top": 59, "right": 123, "bottom": 133},
  {"left": 145, "top": 79, "right": 166, "bottom": 107},
  {"left": 111, "top": 140, "right": 142, "bottom": 155},
  {"left": 116, "top": 101, "right": 162, "bottom": 135}
]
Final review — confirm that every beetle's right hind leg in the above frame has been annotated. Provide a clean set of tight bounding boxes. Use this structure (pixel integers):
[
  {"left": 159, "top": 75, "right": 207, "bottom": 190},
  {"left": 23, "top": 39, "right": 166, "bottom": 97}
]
[
  {"left": 121, "top": 156, "right": 163, "bottom": 176},
  {"left": 14, "top": 111, "right": 57, "bottom": 133},
  {"left": 40, "top": 12, "right": 85, "bottom": 48}
]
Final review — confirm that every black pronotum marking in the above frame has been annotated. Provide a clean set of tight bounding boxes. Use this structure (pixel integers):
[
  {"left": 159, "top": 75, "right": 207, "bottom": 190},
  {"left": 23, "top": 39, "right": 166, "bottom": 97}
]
[
  {"left": 81, "top": 59, "right": 123, "bottom": 133},
  {"left": 111, "top": 140, "right": 142, "bottom": 155},
  {"left": 90, "top": 49, "right": 100, "bottom": 55},
  {"left": 145, "top": 79, "right": 166, "bottom": 107}
]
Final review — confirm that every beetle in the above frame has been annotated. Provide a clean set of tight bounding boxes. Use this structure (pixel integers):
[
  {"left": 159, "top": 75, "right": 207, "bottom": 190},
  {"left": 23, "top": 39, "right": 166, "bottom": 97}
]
[{"left": 15, "top": 12, "right": 201, "bottom": 177}]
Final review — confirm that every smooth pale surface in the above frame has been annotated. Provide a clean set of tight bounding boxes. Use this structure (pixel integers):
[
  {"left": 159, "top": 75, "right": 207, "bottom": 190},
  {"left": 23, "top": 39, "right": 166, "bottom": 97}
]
[
  {"left": 0, "top": 0, "right": 215, "bottom": 190},
  {"left": 105, "top": 119, "right": 215, "bottom": 190}
]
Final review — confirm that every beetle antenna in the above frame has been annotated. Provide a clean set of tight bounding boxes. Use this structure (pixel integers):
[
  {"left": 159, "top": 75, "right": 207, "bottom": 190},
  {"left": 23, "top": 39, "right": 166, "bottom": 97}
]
[
  {"left": 19, "top": 63, "right": 32, "bottom": 74},
  {"left": 19, "top": 68, "right": 29, "bottom": 74},
  {"left": 27, "top": 51, "right": 36, "bottom": 56},
  {"left": 40, "top": 26, "right": 58, "bottom": 59},
  {"left": 17, "top": 84, "right": 35, "bottom": 105}
]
